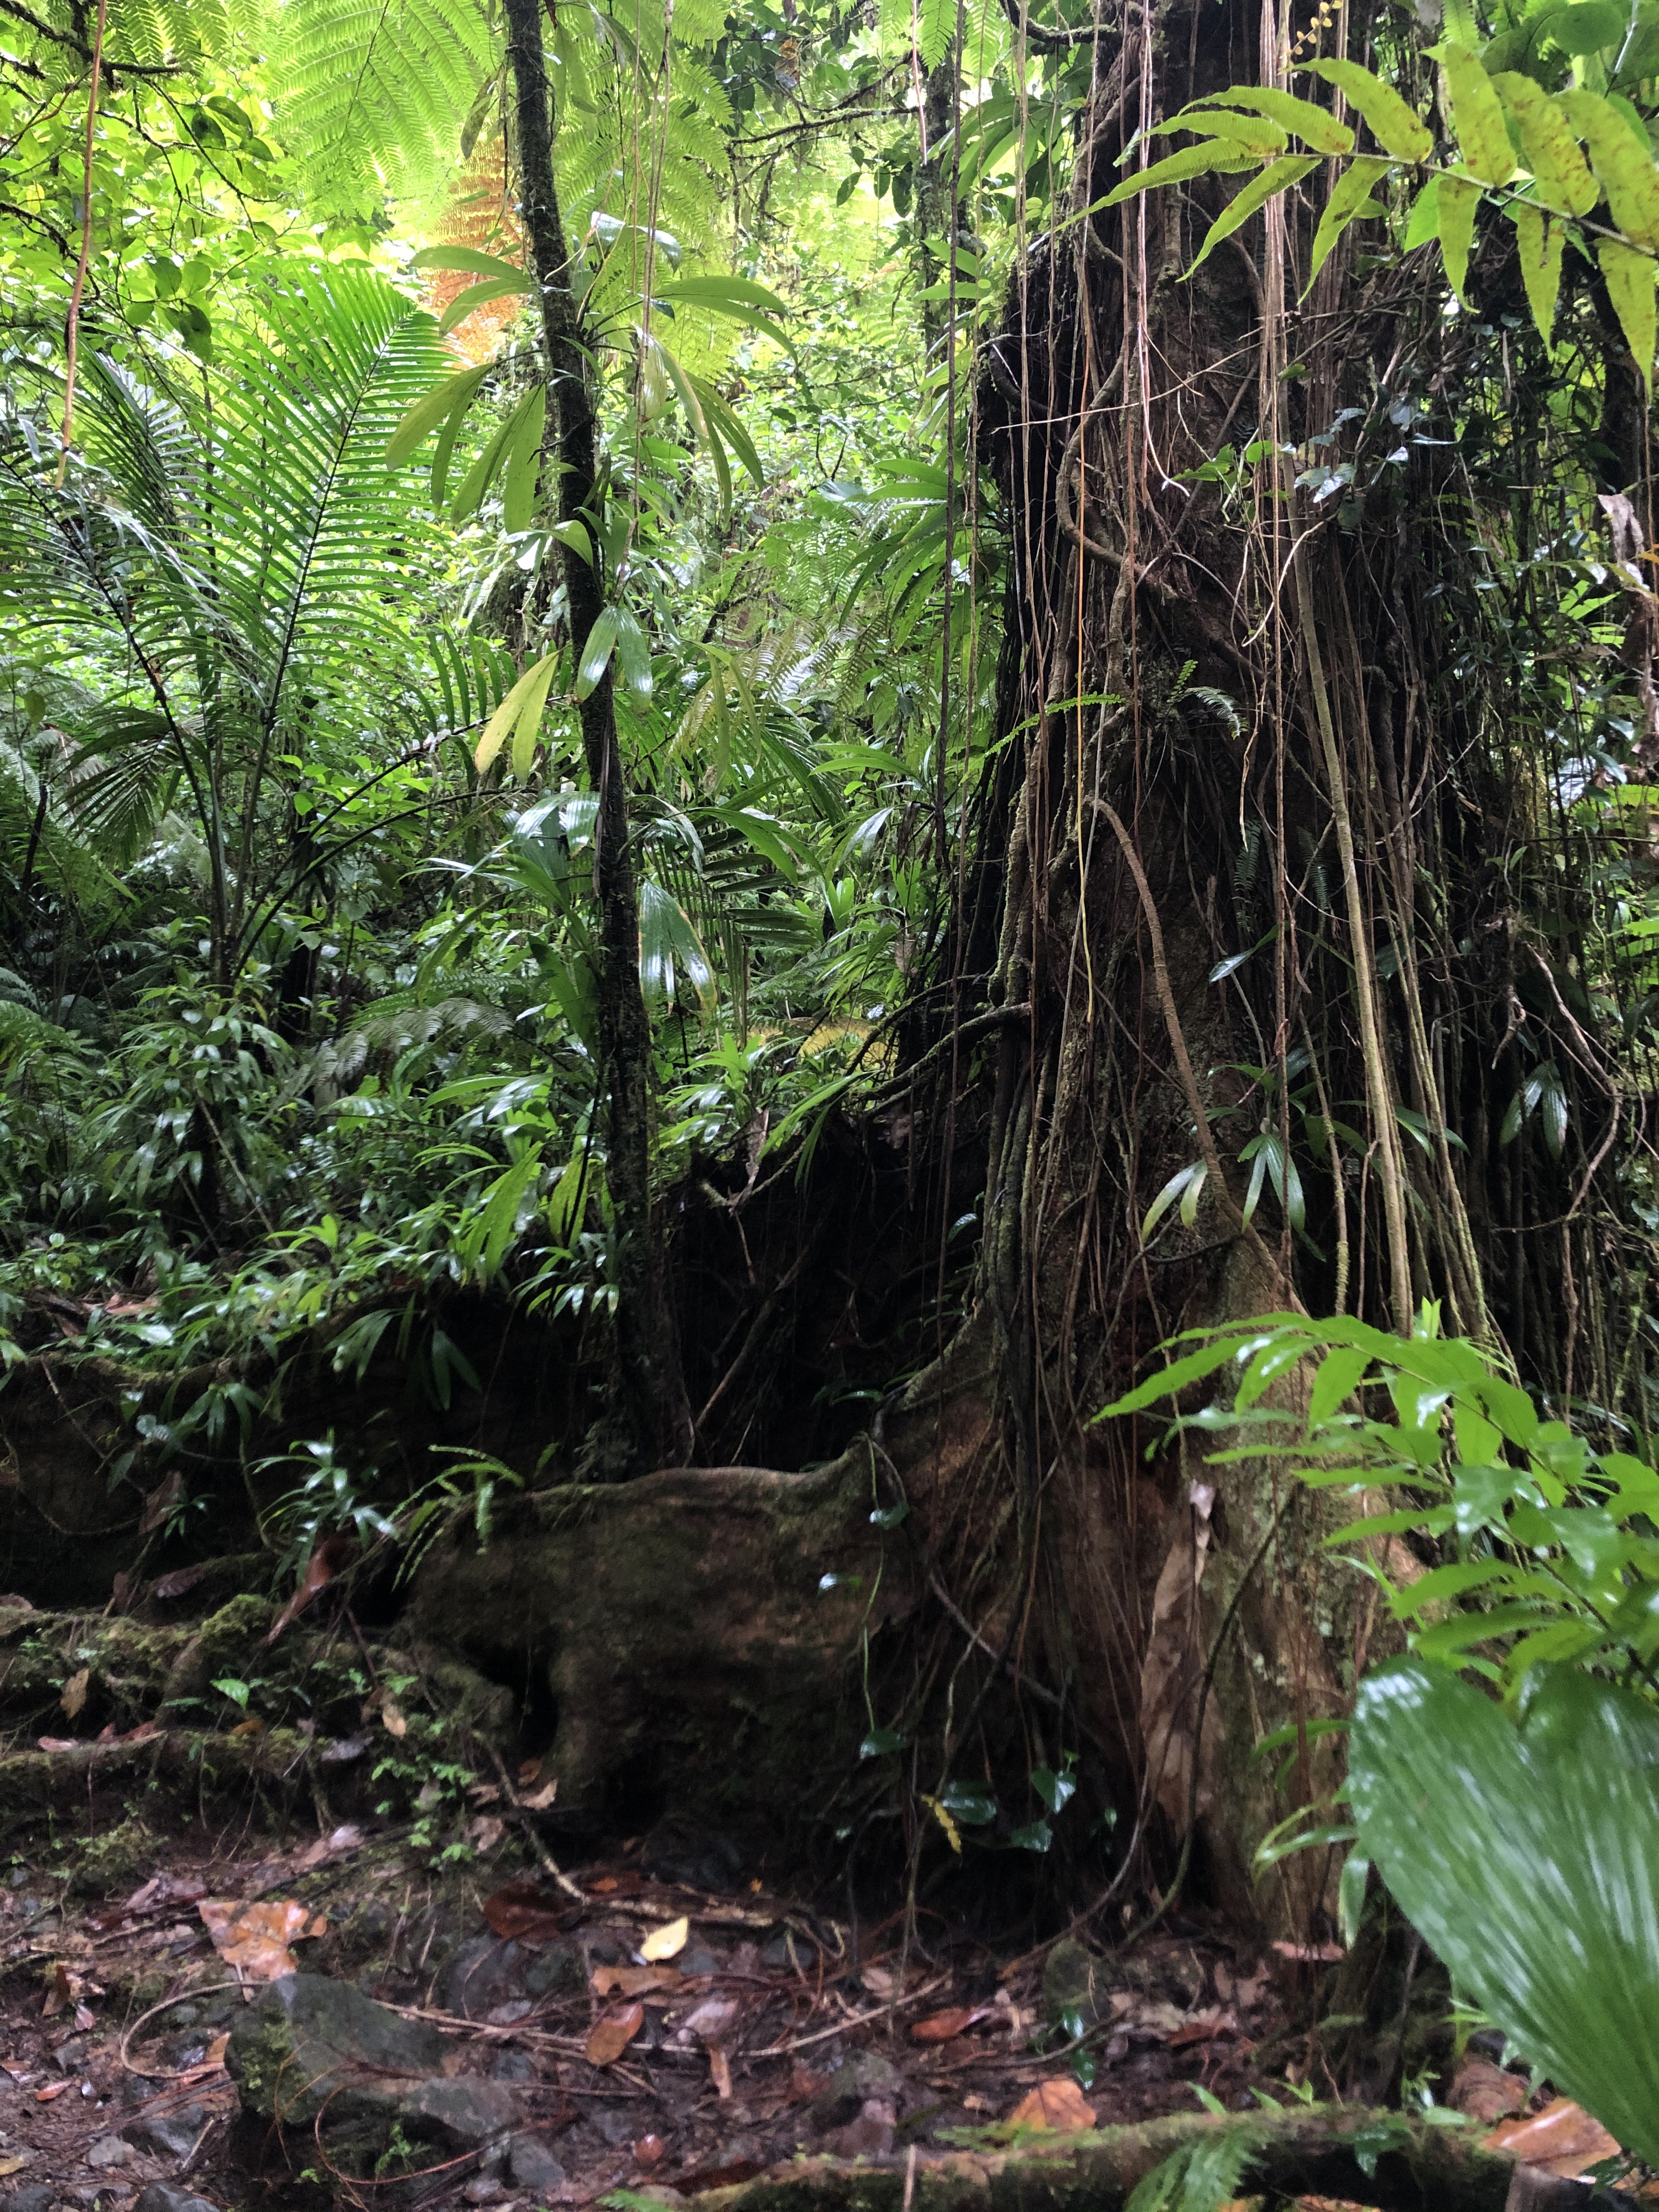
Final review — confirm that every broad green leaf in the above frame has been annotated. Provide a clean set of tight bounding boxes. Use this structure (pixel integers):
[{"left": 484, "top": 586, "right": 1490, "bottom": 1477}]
[
  {"left": 1306, "top": 154, "right": 1395, "bottom": 287},
  {"left": 474, "top": 652, "right": 559, "bottom": 774},
  {"left": 638, "top": 877, "right": 715, "bottom": 1011},
  {"left": 1199, "top": 86, "right": 1354, "bottom": 154},
  {"left": 1102, "top": 140, "right": 1260, "bottom": 206},
  {"left": 385, "top": 362, "right": 489, "bottom": 467},
  {"left": 690, "top": 375, "right": 764, "bottom": 487},
  {"left": 437, "top": 276, "right": 530, "bottom": 337},
  {"left": 1094, "top": 1332, "right": 1254, "bottom": 1417},
  {"left": 1402, "top": 174, "right": 1441, "bottom": 249},
  {"left": 499, "top": 386, "right": 546, "bottom": 534},
  {"left": 1157, "top": 105, "right": 1288, "bottom": 155},
  {"left": 1546, "top": 0, "right": 1624, "bottom": 54},
  {"left": 1558, "top": 87, "right": 1659, "bottom": 247},
  {"left": 1432, "top": 43, "right": 1517, "bottom": 184},
  {"left": 451, "top": 382, "right": 545, "bottom": 525},
  {"left": 1308, "top": 1343, "right": 1371, "bottom": 1425},
  {"left": 1337, "top": 1852, "right": 1370, "bottom": 1947},
  {"left": 1350, "top": 1660, "right": 1659, "bottom": 2164},
  {"left": 409, "top": 246, "right": 528, "bottom": 282},
  {"left": 549, "top": 518, "right": 594, "bottom": 566},
  {"left": 1600, "top": 238, "right": 1656, "bottom": 393},
  {"left": 1437, "top": 174, "right": 1483, "bottom": 305},
  {"left": 611, "top": 606, "right": 653, "bottom": 698},
  {"left": 657, "top": 275, "right": 794, "bottom": 351},
  {"left": 575, "top": 607, "right": 619, "bottom": 700},
  {"left": 1142, "top": 1160, "right": 1206, "bottom": 1239},
  {"left": 1509, "top": 204, "right": 1564, "bottom": 348},
  {"left": 1490, "top": 75, "right": 1598, "bottom": 215},
  {"left": 1302, "top": 59, "right": 1433, "bottom": 163},
  {"left": 1191, "top": 154, "right": 1322, "bottom": 272}
]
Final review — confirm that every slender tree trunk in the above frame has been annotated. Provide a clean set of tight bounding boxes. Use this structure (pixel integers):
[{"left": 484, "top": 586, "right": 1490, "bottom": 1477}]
[{"left": 502, "top": 0, "right": 691, "bottom": 1476}]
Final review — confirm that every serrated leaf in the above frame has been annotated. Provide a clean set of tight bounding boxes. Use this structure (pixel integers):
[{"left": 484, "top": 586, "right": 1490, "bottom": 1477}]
[
  {"left": 1600, "top": 237, "right": 1657, "bottom": 392},
  {"left": 1302, "top": 59, "right": 1433, "bottom": 162},
  {"left": 1102, "top": 140, "right": 1260, "bottom": 206},
  {"left": 574, "top": 608, "right": 619, "bottom": 701},
  {"left": 1490, "top": 75, "right": 1598, "bottom": 215},
  {"left": 1432, "top": 43, "right": 1517, "bottom": 184},
  {"left": 1559, "top": 87, "right": 1659, "bottom": 247},
  {"left": 437, "top": 276, "right": 530, "bottom": 337},
  {"left": 1190, "top": 153, "right": 1323, "bottom": 272},
  {"left": 410, "top": 246, "right": 528, "bottom": 281},
  {"left": 1437, "top": 174, "right": 1483, "bottom": 305},
  {"left": 1199, "top": 85, "right": 1354, "bottom": 153},
  {"left": 1508, "top": 202, "right": 1564, "bottom": 348},
  {"left": 1350, "top": 1660, "right": 1659, "bottom": 2165},
  {"left": 385, "top": 362, "right": 489, "bottom": 468},
  {"left": 1306, "top": 154, "right": 1394, "bottom": 287}
]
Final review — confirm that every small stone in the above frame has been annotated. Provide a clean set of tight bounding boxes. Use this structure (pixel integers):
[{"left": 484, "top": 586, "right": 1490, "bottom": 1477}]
[
  {"left": 132, "top": 2187, "right": 218, "bottom": 2212},
  {"left": 122, "top": 2103, "right": 206, "bottom": 2161},
  {"left": 462, "top": 2183, "right": 503, "bottom": 2204},
  {"left": 507, "top": 2137, "right": 565, "bottom": 2193},
  {"left": 489, "top": 2051, "right": 535, "bottom": 2084},
  {"left": 5, "top": 2185, "right": 55, "bottom": 2212},
  {"left": 85, "top": 2137, "right": 133, "bottom": 2171},
  {"left": 828, "top": 2098, "right": 894, "bottom": 2159},
  {"left": 591, "top": 2109, "right": 635, "bottom": 2148}
]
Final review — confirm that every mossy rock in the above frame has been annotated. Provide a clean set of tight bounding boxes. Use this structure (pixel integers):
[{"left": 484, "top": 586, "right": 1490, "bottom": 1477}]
[{"left": 68, "top": 1814, "right": 159, "bottom": 1897}]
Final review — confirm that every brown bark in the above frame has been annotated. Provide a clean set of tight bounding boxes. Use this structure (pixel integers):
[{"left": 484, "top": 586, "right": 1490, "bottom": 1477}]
[{"left": 502, "top": 0, "right": 691, "bottom": 1477}]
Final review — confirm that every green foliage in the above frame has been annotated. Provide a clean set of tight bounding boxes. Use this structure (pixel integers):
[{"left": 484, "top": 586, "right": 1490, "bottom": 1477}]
[{"left": 1351, "top": 1658, "right": 1659, "bottom": 2163}]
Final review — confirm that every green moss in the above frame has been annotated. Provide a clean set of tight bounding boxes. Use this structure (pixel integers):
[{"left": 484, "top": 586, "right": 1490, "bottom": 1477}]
[{"left": 69, "top": 1814, "right": 158, "bottom": 1897}]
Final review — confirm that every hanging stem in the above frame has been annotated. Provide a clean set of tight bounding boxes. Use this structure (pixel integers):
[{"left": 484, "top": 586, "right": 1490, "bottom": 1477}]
[{"left": 55, "top": 0, "right": 108, "bottom": 487}]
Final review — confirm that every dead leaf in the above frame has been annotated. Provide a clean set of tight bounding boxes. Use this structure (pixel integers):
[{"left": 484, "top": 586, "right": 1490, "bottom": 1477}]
[
  {"left": 1139, "top": 1484, "right": 1222, "bottom": 1825},
  {"left": 1006, "top": 2079, "right": 1097, "bottom": 2133},
  {"left": 59, "top": 1669, "right": 90, "bottom": 1720},
  {"left": 591, "top": 1876, "right": 620, "bottom": 1894},
  {"left": 859, "top": 1964, "right": 898, "bottom": 1998},
  {"left": 640, "top": 1915, "right": 688, "bottom": 1962},
  {"left": 709, "top": 2048, "right": 733, "bottom": 2099},
  {"left": 467, "top": 1814, "right": 505, "bottom": 1853},
  {"left": 294, "top": 1824, "right": 363, "bottom": 1873},
  {"left": 199, "top": 1897, "right": 311, "bottom": 1980},
  {"left": 265, "top": 1532, "right": 355, "bottom": 1645},
  {"left": 634, "top": 2135, "right": 665, "bottom": 2168},
  {"left": 229, "top": 1717, "right": 264, "bottom": 1738},
  {"left": 1270, "top": 1940, "right": 1345, "bottom": 1964},
  {"left": 36, "top": 1737, "right": 80, "bottom": 1752},
  {"left": 592, "top": 1966, "right": 683, "bottom": 1998},
  {"left": 138, "top": 1472, "right": 183, "bottom": 1537},
  {"left": 379, "top": 1694, "right": 408, "bottom": 1738},
  {"left": 517, "top": 1757, "right": 544, "bottom": 1788},
  {"left": 465, "top": 1782, "right": 502, "bottom": 1806},
  {"left": 35, "top": 2082, "right": 69, "bottom": 2103},
  {"left": 482, "top": 1882, "right": 579, "bottom": 1942},
  {"left": 1452, "top": 2057, "right": 1528, "bottom": 2122},
  {"left": 1488, "top": 2099, "right": 1620, "bottom": 2178},
  {"left": 1169, "top": 2006, "right": 1235, "bottom": 2049},
  {"left": 585, "top": 2002, "right": 645, "bottom": 2068},
  {"left": 676, "top": 1996, "right": 738, "bottom": 2046},
  {"left": 911, "top": 2007, "right": 988, "bottom": 2044},
  {"left": 0, "top": 2158, "right": 26, "bottom": 2177},
  {"left": 42, "top": 1965, "right": 72, "bottom": 2017},
  {"left": 151, "top": 1564, "right": 211, "bottom": 1602},
  {"left": 72, "top": 2004, "right": 95, "bottom": 2032},
  {"left": 519, "top": 1778, "right": 559, "bottom": 1811}
]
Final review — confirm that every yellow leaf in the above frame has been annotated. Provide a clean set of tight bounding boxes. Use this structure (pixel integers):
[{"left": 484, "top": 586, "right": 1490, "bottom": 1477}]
[
  {"left": 1303, "top": 59, "right": 1433, "bottom": 163},
  {"left": 921, "top": 1793, "right": 963, "bottom": 1854},
  {"left": 1189, "top": 154, "right": 1322, "bottom": 273},
  {"left": 1433, "top": 44, "right": 1517, "bottom": 185},
  {"left": 1558, "top": 87, "right": 1659, "bottom": 248},
  {"left": 639, "top": 1914, "right": 689, "bottom": 1961},
  {"left": 1490, "top": 76, "right": 1598, "bottom": 215},
  {"left": 60, "top": 1668, "right": 89, "bottom": 1720},
  {"left": 1508, "top": 204, "right": 1564, "bottom": 349},
  {"left": 1437, "top": 174, "right": 1484, "bottom": 306},
  {"left": 1306, "top": 155, "right": 1394, "bottom": 288},
  {"left": 474, "top": 652, "right": 558, "bottom": 775},
  {"left": 1599, "top": 238, "right": 1656, "bottom": 394},
  {"left": 0, "top": 2159, "right": 27, "bottom": 2177}
]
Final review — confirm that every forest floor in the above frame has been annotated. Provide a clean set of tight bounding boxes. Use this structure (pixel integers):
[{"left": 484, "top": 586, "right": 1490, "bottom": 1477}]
[{"left": 0, "top": 1801, "right": 1609, "bottom": 2212}]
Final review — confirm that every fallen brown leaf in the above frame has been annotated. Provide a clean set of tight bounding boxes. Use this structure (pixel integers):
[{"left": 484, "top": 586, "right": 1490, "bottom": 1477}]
[
  {"left": 199, "top": 1897, "right": 312, "bottom": 1980},
  {"left": 379, "top": 1694, "right": 408, "bottom": 1738},
  {"left": 36, "top": 1736, "right": 80, "bottom": 1752},
  {"left": 517, "top": 1756, "right": 544, "bottom": 1788},
  {"left": 640, "top": 1916, "right": 688, "bottom": 1962},
  {"left": 294, "top": 1823, "right": 363, "bottom": 1873},
  {"left": 1006, "top": 2078, "right": 1097, "bottom": 2133},
  {"left": 35, "top": 2082, "right": 69, "bottom": 2103},
  {"left": 709, "top": 2048, "right": 733, "bottom": 2100},
  {"left": 592, "top": 1965, "right": 682, "bottom": 1998},
  {"left": 60, "top": 1669, "right": 90, "bottom": 1720},
  {"left": 585, "top": 2002, "right": 645, "bottom": 2068},
  {"left": 41, "top": 1965, "right": 73, "bottom": 2017},
  {"left": 265, "top": 1532, "right": 354, "bottom": 1645},
  {"left": 911, "top": 2006, "right": 987, "bottom": 2044},
  {"left": 229, "top": 1717, "right": 264, "bottom": 1738},
  {"left": 150, "top": 1564, "right": 211, "bottom": 1602},
  {"left": 1169, "top": 2006, "right": 1235, "bottom": 2049},
  {"left": 72, "top": 2004, "right": 95, "bottom": 2032},
  {"left": 1452, "top": 2057, "right": 1528, "bottom": 2122},
  {"left": 519, "top": 1778, "right": 559, "bottom": 1811},
  {"left": 482, "top": 1882, "right": 578, "bottom": 1942},
  {"left": 0, "top": 2157, "right": 26, "bottom": 2177},
  {"left": 466, "top": 1814, "right": 505, "bottom": 1853},
  {"left": 1488, "top": 2099, "right": 1620, "bottom": 2178},
  {"left": 1270, "top": 1940, "right": 1345, "bottom": 1964},
  {"left": 138, "top": 1472, "right": 183, "bottom": 1537}
]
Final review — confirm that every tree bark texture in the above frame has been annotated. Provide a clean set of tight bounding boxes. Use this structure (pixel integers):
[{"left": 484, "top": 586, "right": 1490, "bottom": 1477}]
[{"left": 503, "top": 0, "right": 691, "bottom": 1477}]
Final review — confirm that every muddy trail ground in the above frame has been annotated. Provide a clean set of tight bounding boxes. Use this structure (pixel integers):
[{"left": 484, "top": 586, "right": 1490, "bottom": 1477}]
[{"left": 0, "top": 1595, "right": 1614, "bottom": 2212}]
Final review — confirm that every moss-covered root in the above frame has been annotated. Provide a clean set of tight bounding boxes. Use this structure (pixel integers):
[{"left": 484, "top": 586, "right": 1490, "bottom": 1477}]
[{"left": 692, "top": 2107, "right": 1534, "bottom": 2212}]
